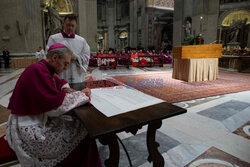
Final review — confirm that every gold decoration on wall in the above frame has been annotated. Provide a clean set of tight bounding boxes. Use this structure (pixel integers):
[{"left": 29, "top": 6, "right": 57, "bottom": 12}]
[
  {"left": 119, "top": 31, "right": 128, "bottom": 39},
  {"left": 97, "top": 33, "right": 103, "bottom": 40},
  {"left": 222, "top": 10, "right": 250, "bottom": 27},
  {"left": 43, "top": 0, "right": 73, "bottom": 14}
]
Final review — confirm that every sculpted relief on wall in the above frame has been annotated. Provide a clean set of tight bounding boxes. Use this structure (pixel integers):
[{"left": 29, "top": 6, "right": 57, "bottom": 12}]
[
  {"left": 42, "top": 0, "right": 74, "bottom": 40},
  {"left": 222, "top": 10, "right": 249, "bottom": 27},
  {"left": 147, "top": 0, "right": 174, "bottom": 9},
  {"left": 43, "top": 0, "right": 73, "bottom": 14},
  {"left": 220, "top": 10, "right": 249, "bottom": 48}
]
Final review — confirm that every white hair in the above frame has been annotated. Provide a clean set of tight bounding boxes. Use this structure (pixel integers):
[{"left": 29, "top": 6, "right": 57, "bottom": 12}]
[{"left": 46, "top": 47, "right": 73, "bottom": 59}]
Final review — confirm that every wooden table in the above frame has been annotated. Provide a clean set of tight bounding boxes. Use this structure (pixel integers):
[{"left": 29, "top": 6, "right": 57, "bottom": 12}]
[{"left": 71, "top": 81, "right": 186, "bottom": 167}]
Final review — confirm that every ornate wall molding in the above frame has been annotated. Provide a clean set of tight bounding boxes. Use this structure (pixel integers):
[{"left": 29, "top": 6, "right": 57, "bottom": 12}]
[
  {"left": 147, "top": 0, "right": 174, "bottom": 9},
  {"left": 43, "top": 0, "right": 73, "bottom": 14},
  {"left": 219, "top": 10, "right": 250, "bottom": 26}
]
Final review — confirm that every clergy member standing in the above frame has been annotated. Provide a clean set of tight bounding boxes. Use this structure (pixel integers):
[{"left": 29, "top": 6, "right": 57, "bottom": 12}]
[
  {"left": 6, "top": 43, "right": 101, "bottom": 167},
  {"left": 46, "top": 14, "right": 90, "bottom": 83}
]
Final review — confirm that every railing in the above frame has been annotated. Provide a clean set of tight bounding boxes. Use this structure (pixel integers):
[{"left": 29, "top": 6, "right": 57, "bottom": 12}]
[{"left": 0, "top": 53, "right": 36, "bottom": 69}]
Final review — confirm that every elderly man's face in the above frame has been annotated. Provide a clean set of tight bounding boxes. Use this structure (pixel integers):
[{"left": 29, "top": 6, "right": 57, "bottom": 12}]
[
  {"left": 53, "top": 53, "right": 71, "bottom": 74},
  {"left": 63, "top": 18, "right": 77, "bottom": 35}
]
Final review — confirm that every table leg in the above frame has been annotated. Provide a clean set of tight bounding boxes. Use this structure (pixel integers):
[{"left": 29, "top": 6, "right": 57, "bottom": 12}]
[
  {"left": 99, "top": 134, "right": 120, "bottom": 167},
  {"left": 146, "top": 120, "right": 164, "bottom": 167}
]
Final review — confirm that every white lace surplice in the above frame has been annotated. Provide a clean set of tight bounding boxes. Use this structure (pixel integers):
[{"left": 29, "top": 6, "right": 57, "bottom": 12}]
[{"left": 6, "top": 84, "right": 89, "bottom": 167}]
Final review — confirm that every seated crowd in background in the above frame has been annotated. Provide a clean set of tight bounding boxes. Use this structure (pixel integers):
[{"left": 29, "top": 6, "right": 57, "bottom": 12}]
[
  {"left": 97, "top": 49, "right": 116, "bottom": 67},
  {"left": 89, "top": 47, "right": 173, "bottom": 67}
]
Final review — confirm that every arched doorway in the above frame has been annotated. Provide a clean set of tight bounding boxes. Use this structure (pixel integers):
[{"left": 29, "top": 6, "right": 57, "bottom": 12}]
[
  {"left": 96, "top": 33, "right": 104, "bottom": 51},
  {"left": 119, "top": 31, "right": 128, "bottom": 50}
]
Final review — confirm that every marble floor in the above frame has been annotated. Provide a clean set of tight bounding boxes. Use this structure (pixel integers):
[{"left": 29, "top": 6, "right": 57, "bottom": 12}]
[{"left": 0, "top": 65, "right": 249, "bottom": 167}]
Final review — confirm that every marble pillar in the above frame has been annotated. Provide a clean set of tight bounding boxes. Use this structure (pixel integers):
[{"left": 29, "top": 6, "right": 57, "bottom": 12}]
[
  {"left": 106, "top": 0, "right": 115, "bottom": 49},
  {"left": 78, "top": 0, "right": 98, "bottom": 52},
  {"left": 173, "top": 0, "right": 183, "bottom": 46},
  {"left": 129, "top": 0, "right": 136, "bottom": 48}
]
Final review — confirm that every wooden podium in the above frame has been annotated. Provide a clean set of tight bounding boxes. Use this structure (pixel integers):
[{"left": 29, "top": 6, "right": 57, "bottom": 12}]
[{"left": 172, "top": 44, "right": 222, "bottom": 82}]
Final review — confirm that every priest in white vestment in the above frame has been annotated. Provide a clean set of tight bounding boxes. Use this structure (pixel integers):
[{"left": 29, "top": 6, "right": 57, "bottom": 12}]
[{"left": 46, "top": 14, "right": 90, "bottom": 84}]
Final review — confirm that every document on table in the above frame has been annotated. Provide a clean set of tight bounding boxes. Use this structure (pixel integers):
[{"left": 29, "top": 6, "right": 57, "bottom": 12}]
[{"left": 90, "top": 86, "right": 164, "bottom": 117}]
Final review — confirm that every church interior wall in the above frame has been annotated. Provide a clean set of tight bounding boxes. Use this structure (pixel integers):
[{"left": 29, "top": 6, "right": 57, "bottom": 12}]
[
  {"left": 189, "top": 0, "right": 219, "bottom": 44},
  {"left": 173, "top": 0, "right": 220, "bottom": 46},
  {"left": 2, "top": 0, "right": 248, "bottom": 54},
  {"left": 136, "top": 0, "right": 147, "bottom": 49},
  {"left": 183, "top": 0, "right": 193, "bottom": 27},
  {"left": 97, "top": 0, "right": 173, "bottom": 51},
  {"left": 173, "top": 0, "right": 183, "bottom": 46},
  {"left": 23, "top": 0, "right": 44, "bottom": 52},
  {"left": 146, "top": 8, "right": 154, "bottom": 48},
  {"left": 106, "top": 0, "right": 115, "bottom": 49},
  {"left": 78, "top": 0, "right": 98, "bottom": 52},
  {"left": 141, "top": 1, "right": 147, "bottom": 50},
  {"left": 0, "top": 0, "right": 43, "bottom": 53},
  {"left": 201, "top": 0, "right": 220, "bottom": 44},
  {"left": 129, "top": 0, "right": 148, "bottom": 49},
  {"left": 205, "top": 14, "right": 221, "bottom": 44},
  {"left": 146, "top": 7, "right": 170, "bottom": 49},
  {"left": 129, "top": 0, "right": 138, "bottom": 49},
  {"left": 174, "top": 0, "right": 249, "bottom": 49},
  {"left": 150, "top": 9, "right": 172, "bottom": 49},
  {"left": 220, "top": 0, "right": 250, "bottom": 11},
  {"left": 97, "top": 0, "right": 131, "bottom": 51}
]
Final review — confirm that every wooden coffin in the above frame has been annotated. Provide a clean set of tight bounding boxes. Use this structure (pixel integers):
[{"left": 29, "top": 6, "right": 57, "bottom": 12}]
[{"left": 173, "top": 44, "right": 222, "bottom": 59}]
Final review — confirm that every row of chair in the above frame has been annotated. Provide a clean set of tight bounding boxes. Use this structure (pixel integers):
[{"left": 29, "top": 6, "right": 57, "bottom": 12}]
[{"left": 89, "top": 54, "right": 172, "bottom": 67}]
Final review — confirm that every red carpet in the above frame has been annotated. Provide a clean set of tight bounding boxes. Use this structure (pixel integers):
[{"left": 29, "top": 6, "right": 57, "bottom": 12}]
[{"left": 114, "top": 72, "right": 250, "bottom": 103}]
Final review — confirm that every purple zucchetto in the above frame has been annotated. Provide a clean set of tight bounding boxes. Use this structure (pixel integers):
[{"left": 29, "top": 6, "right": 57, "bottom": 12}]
[{"left": 48, "top": 43, "right": 68, "bottom": 51}]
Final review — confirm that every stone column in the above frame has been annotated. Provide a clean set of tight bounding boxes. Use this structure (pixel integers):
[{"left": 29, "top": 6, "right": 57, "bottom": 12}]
[
  {"left": 130, "top": 0, "right": 137, "bottom": 48},
  {"left": 106, "top": 0, "right": 115, "bottom": 49},
  {"left": 104, "top": 32, "right": 108, "bottom": 50},
  {"left": 173, "top": 0, "right": 184, "bottom": 46},
  {"left": 78, "top": 0, "right": 98, "bottom": 52}
]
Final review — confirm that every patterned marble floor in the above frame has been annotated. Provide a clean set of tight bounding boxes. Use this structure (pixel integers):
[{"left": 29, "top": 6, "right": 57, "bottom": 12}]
[{"left": 0, "top": 66, "right": 249, "bottom": 167}]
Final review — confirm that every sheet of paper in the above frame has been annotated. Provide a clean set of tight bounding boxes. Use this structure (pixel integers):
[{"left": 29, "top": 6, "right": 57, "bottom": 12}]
[{"left": 90, "top": 86, "right": 164, "bottom": 117}]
